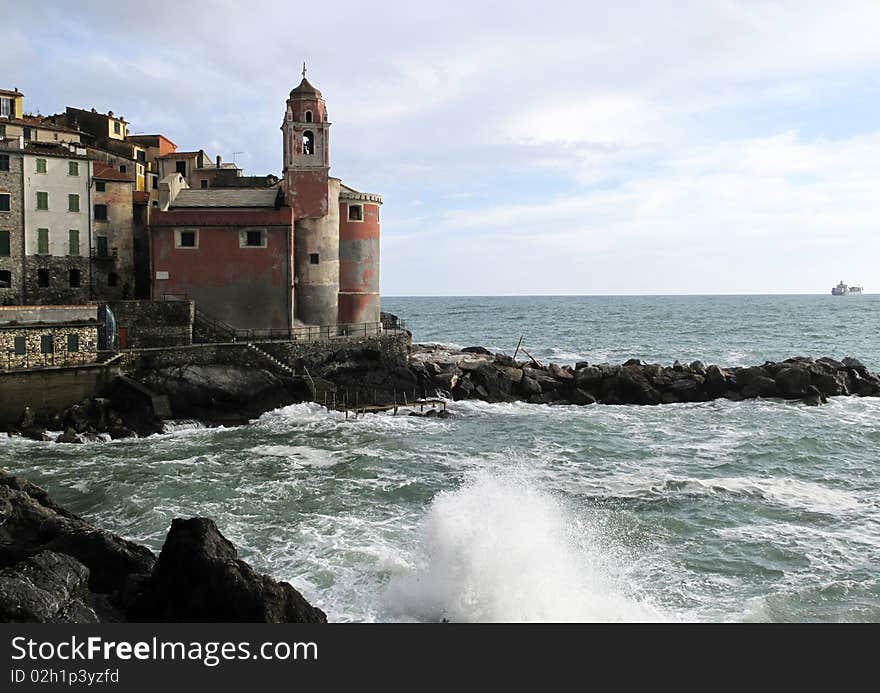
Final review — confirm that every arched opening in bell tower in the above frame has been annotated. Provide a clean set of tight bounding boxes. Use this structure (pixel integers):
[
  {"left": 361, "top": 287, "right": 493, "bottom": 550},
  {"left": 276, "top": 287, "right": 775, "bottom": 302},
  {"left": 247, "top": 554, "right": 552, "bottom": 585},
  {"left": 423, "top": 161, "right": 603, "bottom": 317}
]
[
  {"left": 303, "top": 131, "right": 314, "bottom": 155},
  {"left": 305, "top": 111, "right": 313, "bottom": 122}
]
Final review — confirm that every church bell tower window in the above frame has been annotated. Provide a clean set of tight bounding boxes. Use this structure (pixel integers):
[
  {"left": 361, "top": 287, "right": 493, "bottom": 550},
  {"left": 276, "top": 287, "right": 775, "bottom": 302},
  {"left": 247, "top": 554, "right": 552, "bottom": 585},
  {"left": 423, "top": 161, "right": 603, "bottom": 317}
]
[
  {"left": 302, "top": 131, "right": 314, "bottom": 155},
  {"left": 305, "top": 111, "right": 313, "bottom": 122}
]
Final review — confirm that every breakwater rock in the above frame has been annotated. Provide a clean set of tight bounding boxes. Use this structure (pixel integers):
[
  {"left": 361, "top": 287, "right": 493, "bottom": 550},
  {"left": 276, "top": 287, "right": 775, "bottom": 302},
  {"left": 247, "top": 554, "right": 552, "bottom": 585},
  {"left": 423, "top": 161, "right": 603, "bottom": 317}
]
[
  {"left": 411, "top": 346, "right": 880, "bottom": 406},
  {"left": 0, "top": 472, "right": 326, "bottom": 623}
]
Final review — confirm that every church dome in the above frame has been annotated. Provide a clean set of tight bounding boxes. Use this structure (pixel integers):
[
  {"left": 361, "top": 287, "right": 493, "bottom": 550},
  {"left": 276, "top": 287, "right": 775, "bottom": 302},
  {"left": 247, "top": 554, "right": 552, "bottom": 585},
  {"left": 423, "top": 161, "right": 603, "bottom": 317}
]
[{"left": 289, "top": 77, "right": 322, "bottom": 98}]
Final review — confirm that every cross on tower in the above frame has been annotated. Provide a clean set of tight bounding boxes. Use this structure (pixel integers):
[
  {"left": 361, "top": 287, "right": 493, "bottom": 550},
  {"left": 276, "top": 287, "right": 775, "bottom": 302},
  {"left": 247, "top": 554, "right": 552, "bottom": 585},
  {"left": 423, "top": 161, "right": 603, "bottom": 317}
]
[{"left": 302, "top": 62, "right": 307, "bottom": 79}]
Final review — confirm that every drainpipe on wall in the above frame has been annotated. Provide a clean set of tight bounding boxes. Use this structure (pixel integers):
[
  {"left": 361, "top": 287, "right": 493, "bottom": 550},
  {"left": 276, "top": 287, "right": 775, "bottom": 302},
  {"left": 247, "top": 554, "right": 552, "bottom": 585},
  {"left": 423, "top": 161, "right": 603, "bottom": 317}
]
[{"left": 87, "top": 161, "right": 94, "bottom": 300}]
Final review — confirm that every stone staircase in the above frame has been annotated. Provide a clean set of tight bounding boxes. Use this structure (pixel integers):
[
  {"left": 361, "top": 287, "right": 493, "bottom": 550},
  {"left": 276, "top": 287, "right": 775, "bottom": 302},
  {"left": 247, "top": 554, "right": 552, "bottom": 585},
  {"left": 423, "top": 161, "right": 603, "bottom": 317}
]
[
  {"left": 193, "top": 308, "right": 237, "bottom": 343},
  {"left": 246, "top": 343, "right": 295, "bottom": 376}
]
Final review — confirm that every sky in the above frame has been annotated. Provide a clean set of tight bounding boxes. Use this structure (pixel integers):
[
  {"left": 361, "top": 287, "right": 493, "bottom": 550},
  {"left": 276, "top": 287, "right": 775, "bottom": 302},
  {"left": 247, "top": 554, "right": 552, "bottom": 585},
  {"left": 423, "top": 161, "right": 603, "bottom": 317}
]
[{"left": 7, "top": 1, "right": 880, "bottom": 295}]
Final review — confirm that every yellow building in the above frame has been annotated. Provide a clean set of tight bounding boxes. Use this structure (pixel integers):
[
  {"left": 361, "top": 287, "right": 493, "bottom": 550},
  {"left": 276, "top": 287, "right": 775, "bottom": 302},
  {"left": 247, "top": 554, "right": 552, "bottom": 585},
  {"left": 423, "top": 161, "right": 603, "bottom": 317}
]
[{"left": 0, "top": 88, "right": 83, "bottom": 145}]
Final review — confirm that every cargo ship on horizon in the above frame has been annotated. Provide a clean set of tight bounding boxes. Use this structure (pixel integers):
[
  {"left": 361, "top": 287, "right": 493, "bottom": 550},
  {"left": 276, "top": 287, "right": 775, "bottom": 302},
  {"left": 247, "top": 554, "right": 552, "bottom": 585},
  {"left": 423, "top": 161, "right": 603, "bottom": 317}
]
[{"left": 831, "top": 280, "right": 863, "bottom": 295}]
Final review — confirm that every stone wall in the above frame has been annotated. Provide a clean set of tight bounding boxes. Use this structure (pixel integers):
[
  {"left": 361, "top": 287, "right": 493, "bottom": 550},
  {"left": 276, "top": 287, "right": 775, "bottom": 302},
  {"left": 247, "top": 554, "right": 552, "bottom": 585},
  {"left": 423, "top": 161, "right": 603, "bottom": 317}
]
[
  {"left": 107, "top": 299, "right": 193, "bottom": 348},
  {"left": 0, "top": 363, "right": 116, "bottom": 423},
  {"left": 23, "top": 255, "right": 92, "bottom": 305},
  {"left": 92, "top": 179, "right": 135, "bottom": 301},
  {"left": 121, "top": 332, "right": 411, "bottom": 375},
  {"left": 0, "top": 322, "right": 99, "bottom": 371},
  {"left": 0, "top": 148, "right": 23, "bottom": 305}
]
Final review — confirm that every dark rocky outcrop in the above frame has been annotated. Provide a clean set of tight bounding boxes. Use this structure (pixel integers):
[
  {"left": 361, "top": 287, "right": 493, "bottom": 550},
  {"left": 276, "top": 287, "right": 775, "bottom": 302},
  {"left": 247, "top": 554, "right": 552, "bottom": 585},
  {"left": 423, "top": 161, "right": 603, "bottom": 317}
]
[
  {"left": 128, "top": 518, "right": 326, "bottom": 623},
  {"left": 4, "top": 399, "right": 138, "bottom": 444},
  {"left": 140, "top": 365, "right": 306, "bottom": 424},
  {"left": 411, "top": 346, "right": 880, "bottom": 408},
  {"left": 0, "top": 472, "right": 326, "bottom": 623}
]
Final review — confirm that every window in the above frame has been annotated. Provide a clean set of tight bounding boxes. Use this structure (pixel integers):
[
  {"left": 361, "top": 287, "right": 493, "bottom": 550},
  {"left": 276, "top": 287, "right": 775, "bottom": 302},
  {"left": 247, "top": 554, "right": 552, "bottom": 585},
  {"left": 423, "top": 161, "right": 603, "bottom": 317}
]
[
  {"left": 96, "top": 236, "right": 109, "bottom": 257},
  {"left": 68, "top": 229, "right": 79, "bottom": 256},
  {"left": 108, "top": 272, "right": 119, "bottom": 287},
  {"left": 0, "top": 97, "right": 10, "bottom": 118},
  {"left": 67, "top": 334, "right": 79, "bottom": 352},
  {"left": 0, "top": 154, "right": 9, "bottom": 171},
  {"left": 0, "top": 193, "right": 9, "bottom": 212},
  {"left": 309, "top": 253, "right": 319, "bottom": 265},
  {"left": 0, "top": 124, "right": 5, "bottom": 137},
  {"left": 23, "top": 127, "right": 32, "bottom": 141},
  {"left": 40, "top": 334, "right": 53, "bottom": 354},
  {"left": 35, "top": 158, "right": 46, "bottom": 174},
  {"left": 114, "top": 121, "right": 121, "bottom": 134},
  {"left": 0, "top": 230, "right": 9, "bottom": 255},
  {"left": 37, "top": 268, "right": 49, "bottom": 287},
  {"left": 0, "top": 270, "right": 10, "bottom": 288},
  {"left": 36, "top": 191, "right": 48, "bottom": 210},
  {"left": 119, "top": 164, "right": 127, "bottom": 173},
  {"left": 94, "top": 204, "right": 107, "bottom": 220},
  {"left": 95, "top": 181, "right": 105, "bottom": 192},
  {"left": 37, "top": 228, "right": 49, "bottom": 255},
  {"left": 176, "top": 229, "right": 197, "bottom": 248},
  {"left": 175, "top": 161, "right": 187, "bottom": 176},
  {"left": 68, "top": 161, "right": 79, "bottom": 176},
  {"left": 303, "top": 131, "right": 314, "bottom": 155},
  {"left": 200, "top": 179, "right": 208, "bottom": 189},
  {"left": 152, "top": 174, "right": 158, "bottom": 189},
  {"left": 305, "top": 111, "right": 313, "bottom": 123},
  {"left": 241, "top": 229, "right": 265, "bottom": 248},
  {"left": 68, "top": 194, "right": 79, "bottom": 213},
  {"left": 137, "top": 150, "right": 146, "bottom": 163},
  {"left": 13, "top": 336, "right": 25, "bottom": 355},
  {"left": 69, "top": 268, "right": 80, "bottom": 287},
  {"left": 348, "top": 204, "right": 363, "bottom": 221}
]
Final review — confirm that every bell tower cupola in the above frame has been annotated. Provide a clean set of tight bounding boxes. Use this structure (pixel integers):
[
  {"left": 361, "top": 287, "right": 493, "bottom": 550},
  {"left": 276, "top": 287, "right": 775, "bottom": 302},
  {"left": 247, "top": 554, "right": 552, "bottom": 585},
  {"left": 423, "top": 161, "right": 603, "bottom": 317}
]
[{"left": 281, "top": 64, "right": 331, "bottom": 218}]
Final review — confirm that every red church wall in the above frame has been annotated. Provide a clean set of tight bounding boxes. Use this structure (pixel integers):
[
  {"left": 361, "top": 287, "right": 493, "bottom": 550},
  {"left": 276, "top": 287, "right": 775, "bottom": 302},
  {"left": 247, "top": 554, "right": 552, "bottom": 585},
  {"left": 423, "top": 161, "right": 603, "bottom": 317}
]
[
  {"left": 150, "top": 208, "right": 295, "bottom": 330},
  {"left": 285, "top": 170, "right": 328, "bottom": 219},
  {"left": 338, "top": 201, "right": 380, "bottom": 325}
]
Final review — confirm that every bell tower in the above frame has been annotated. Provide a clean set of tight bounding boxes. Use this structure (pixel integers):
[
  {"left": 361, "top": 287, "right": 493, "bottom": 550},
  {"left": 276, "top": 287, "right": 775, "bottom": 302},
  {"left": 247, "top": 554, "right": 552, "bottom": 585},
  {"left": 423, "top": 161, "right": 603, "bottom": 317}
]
[{"left": 281, "top": 65, "right": 331, "bottom": 218}]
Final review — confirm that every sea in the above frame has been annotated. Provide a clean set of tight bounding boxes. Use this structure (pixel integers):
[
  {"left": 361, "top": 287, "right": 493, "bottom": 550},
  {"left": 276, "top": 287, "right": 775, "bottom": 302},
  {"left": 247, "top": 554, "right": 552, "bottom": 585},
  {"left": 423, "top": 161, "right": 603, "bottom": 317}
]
[{"left": 2, "top": 294, "right": 879, "bottom": 622}]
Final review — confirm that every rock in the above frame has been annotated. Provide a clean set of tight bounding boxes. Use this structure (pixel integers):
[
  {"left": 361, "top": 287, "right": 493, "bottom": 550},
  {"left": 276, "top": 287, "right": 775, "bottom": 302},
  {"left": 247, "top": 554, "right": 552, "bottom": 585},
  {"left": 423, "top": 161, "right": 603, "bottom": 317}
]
[
  {"left": 19, "top": 407, "right": 36, "bottom": 430},
  {"left": 55, "top": 427, "right": 83, "bottom": 444},
  {"left": 816, "top": 357, "right": 845, "bottom": 371},
  {"left": 704, "top": 365, "right": 729, "bottom": 395},
  {"left": 462, "top": 346, "right": 493, "bottom": 355},
  {"left": 689, "top": 360, "right": 706, "bottom": 375},
  {"left": 570, "top": 388, "right": 597, "bottom": 406},
  {"left": 433, "top": 370, "right": 459, "bottom": 392},
  {"left": 575, "top": 361, "right": 590, "bottom": 370},
  {"left": 741, "top": 376, "right": 778, "bottom": 399},
  {"left": 842, "top": 357, "right": 867, "bottom": 373},
  {"left": 623, "top": 358, "right": 642, "bottom": 368},
  {"left": 519, "top": 375, "right": 542, "bottom": 397},
  {"left": 813, "top": 372, "right": 848, "bottom": 397},
  {"left": 573, "top": 366, "right": 602, "bottom": 389},
  {"left": 0, "top": 551, "right": 98, "bottom": 623},
  {"left": 774, "top": 366, "right": 812, "bottom": 398},
  {"left": 128, "top": 518, "right": 327, "bottom": 623},
  {"left": 616, "top": 369, "right": 661, "bottom": 405},
  {"left": 451, "top": 376, "right": 475, "bottom": 401},
  {"left": 802, "top": 385, "right": 825, "bottom": 406}
]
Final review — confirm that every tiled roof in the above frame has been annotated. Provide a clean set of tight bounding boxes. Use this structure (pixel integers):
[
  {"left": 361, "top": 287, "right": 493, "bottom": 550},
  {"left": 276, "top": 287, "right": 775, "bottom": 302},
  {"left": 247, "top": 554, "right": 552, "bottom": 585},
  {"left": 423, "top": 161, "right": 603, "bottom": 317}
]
[
  {"left": 93, "top": 162, "right": 135, "bottom": 182},
  {"left": 6, "top": 116, "right": 83, "bottom": 135},
  {"left": 157, "top": 150, "right": 205, "bottom": 159},
  {"left": 170, "top": 188, "right": 279, "bottom": 208}
]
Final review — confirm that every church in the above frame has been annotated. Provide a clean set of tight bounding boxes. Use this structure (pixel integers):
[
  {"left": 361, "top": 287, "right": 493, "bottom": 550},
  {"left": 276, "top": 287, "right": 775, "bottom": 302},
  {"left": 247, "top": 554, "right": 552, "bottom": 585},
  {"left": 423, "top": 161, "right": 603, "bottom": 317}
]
[{"left": 149, "top": 72, "right": 382, "bottom": 333}]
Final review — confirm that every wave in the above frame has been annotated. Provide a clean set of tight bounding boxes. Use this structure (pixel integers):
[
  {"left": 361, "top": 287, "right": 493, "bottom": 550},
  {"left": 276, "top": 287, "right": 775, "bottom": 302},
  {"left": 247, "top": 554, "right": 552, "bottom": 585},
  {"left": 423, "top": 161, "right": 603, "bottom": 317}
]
[{"left": 382, "top": 469, "right": 664, "bottom": 622}]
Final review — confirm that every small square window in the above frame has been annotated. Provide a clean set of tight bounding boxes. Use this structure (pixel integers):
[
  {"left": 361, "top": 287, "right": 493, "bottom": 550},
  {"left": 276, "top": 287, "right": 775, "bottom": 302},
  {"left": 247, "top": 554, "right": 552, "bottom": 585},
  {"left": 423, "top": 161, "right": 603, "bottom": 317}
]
[
  {"left": 40, "top": 334, "right": 53, "bottom": 354},
  {"left": 114, "top": 121, "right": 121, "bottom": 134},
  {"left": 13, "top": 336, "right": 25, "bottom": 355},
  {"left": 68, "top": 161, "right": 79, "bottom": 176},
  {"left": 245, "top": 230, "right": 263, "bottom": 247},
  {"left": 0, "top": 269, "right": 11, "bottom": 287},
  {"left": 108, "top": 272, "right": 119, "bottom": 287},
  {"left": 94, "top": 204, "right": 107, "bottom": 221},
  {"left": 0, "top": 154, "right": 9, "bottom": 172},
  {"left": 348, "top": 204, "right": 363, "bottom": 221},
  {"left": 37, "top": 268, "right": 50, "bottom": 287},
  {"left": 0, "top": 193, "right": 9, "bottom": 212},
  {"left": 200, "top": 179, "right": 208, "bottom": 189},
  {"left": 69, "top": 269, "right": 81, "bottom": 287},
  {"left": 36, "top": 158, "right": 47, "bottom": 174},
  {"left": 180, "top": 231, "right": 196, "bottom": 247},
  {"left": 36, "top": 191, "right": 48, "bottom": 210},
  {"left": 95, "top": 181, "right": 106, "bottom": 192},
  {"left": 309, "top": 253, "right": 319, "bottom": 265},
  {"left": 67, "top": 334, "right": 79, "bottom": 352},
  {"left": 68, "top": 194, "right": 79, "bottom": 213},
  {"left": 119, "top": 164, "right": 127, "bottom": 173}
]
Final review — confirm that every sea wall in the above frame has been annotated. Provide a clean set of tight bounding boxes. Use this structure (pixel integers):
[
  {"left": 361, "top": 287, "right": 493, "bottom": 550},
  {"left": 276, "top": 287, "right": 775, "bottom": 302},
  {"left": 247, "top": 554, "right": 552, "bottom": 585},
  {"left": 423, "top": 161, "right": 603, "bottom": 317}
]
[
  {"left": 0, "top": 363, "right": 118, "bottom": 423},
  {"left": 107, "top": 299, "right": 193, "bottom": 349}
]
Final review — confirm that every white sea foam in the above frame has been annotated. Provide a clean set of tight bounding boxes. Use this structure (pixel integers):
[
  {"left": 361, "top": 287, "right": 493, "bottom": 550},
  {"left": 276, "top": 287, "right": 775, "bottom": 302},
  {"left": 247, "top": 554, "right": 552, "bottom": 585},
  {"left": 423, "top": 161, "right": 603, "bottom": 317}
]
[
  {"left": 161, "top": 419, "right": 206, "bottom": 433},
  {"left": 382, "top": 470, "right": 664, "bottom": 622},
  {"left": 251, "top": 445, "right": 340, "bottom": 468}
]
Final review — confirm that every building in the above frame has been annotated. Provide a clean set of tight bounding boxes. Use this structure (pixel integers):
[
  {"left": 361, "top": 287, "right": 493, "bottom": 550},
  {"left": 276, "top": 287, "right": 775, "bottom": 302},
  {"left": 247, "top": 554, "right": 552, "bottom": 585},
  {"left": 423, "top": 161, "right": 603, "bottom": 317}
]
[
  {"left": 150, "top": 186, "right": 295, "bottom": 330},
  {"left": 0, "top": 144, "right": 24, "bottom": 304},
  {"left": 92, "top": 163, "right": 135, "bottom": 300},
  {"left": 21, "top": 141, "right": 93, "bottom": 305},
  {"left": 0, "top": 304, "right": 100, "bottom": 371},
  {"left": 148, "top": 73, "right": 383, "bottom": 332},
  {"left": 1, "top": 89, "right": 86, "bottom": 146},
  {"left": 280, "top": 75, "right": 383, "bottom": 327}
]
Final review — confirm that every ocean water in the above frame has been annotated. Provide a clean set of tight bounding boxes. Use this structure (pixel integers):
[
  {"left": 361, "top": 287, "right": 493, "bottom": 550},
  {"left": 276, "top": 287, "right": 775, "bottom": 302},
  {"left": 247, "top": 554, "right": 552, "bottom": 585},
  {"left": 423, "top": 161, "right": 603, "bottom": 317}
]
[{"left": 2, "top": 295, "right": 879, "bottom": 622}]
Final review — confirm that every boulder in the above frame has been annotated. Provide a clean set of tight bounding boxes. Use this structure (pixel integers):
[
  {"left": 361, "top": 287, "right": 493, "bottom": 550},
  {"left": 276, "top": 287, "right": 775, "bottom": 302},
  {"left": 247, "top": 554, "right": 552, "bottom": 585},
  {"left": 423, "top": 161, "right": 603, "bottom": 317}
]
[
  {"left": 741, "top": 376, "right": 778, "bottom": 399},
  {"left": 802, "top": 385, "right": 825, "bottom": 407},
  {"left": 128, "top": 518, "right": 327, "bottom": 623},
  {"left": 573, "top": 366, "right": 602, "bottom": 389},
  {"left": 462, "top": 346, "right": 493, "bottom": 355},
  {"left": 774, "top": 366, "right": 812, "bottom": 398},
  {"left": 0, "top": 551, "right": 98, "bottom": 623},
  {"left": 519, "top": 375, "right": 542, "bottom": 397}
]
